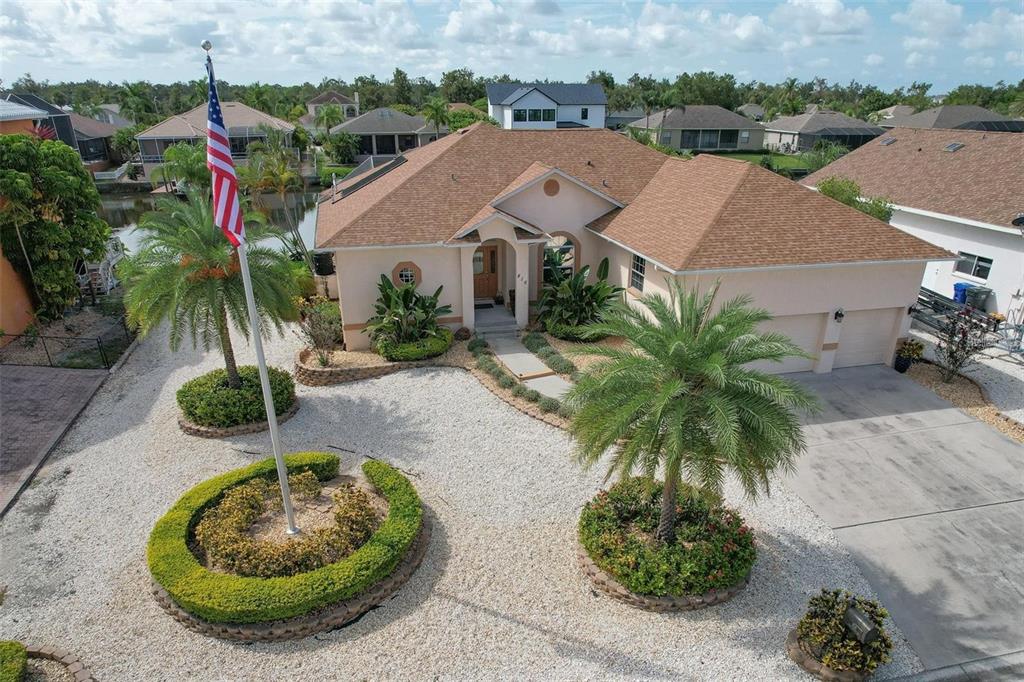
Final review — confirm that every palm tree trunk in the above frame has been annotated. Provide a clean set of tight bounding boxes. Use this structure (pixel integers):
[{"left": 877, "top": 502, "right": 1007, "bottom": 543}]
[
  {"left": 217, "top": 303, "right": 242, "bottom": 389},
  {"left": 656, "top": 459, "right": 682, "bottom": 545}
]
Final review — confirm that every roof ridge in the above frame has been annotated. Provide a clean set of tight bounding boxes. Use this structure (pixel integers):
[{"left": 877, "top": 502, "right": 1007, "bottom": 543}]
[{"left": 682, "top": 158, "right": 756, "bottom": 267}]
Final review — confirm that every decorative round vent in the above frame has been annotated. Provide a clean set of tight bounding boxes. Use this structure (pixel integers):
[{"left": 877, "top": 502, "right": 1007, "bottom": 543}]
[{"left": 543, "top": 178, "right": 560, "bottom": 196}]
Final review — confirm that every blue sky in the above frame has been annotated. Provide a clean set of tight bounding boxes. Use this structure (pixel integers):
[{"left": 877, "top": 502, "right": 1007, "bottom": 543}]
[{"left": 1, "top": 1, "right": 1021, "bottom": 92}]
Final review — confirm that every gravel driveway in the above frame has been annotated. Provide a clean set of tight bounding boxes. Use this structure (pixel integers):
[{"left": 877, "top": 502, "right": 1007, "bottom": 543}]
[{"left": 0, "top": 328, "right": 921, "bottom": 680}]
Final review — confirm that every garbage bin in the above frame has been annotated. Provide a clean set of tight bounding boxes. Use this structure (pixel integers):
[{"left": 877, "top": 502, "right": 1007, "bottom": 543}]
[
  {"left": 965, "top": 286, "right": 991, "bottom": 310},
  {"left": 953, "top": 281, "right": 974, "bottom": 304}
]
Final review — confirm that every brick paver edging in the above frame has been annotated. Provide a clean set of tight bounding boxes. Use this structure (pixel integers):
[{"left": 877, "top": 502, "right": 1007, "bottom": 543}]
[
  {"left": 577, "top": 541, "right": 749, "bottom": 611},
  {"left": 24, "top": 643, "right": 96, "bottom": 681},
  {"left": 177, "top": 398, "right": 300, "bottom": 438},
  {"left": 151, "top": 512, "right": 432, "bottom": 641},
  {"left": 785, "top": 628, "right": 869, "bottom": 681}
]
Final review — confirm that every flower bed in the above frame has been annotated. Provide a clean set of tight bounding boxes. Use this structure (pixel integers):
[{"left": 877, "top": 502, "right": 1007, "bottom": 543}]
[
  {"left": 176, "top": 366, "right": 296, "bottom": 429},
  {"left": 787, "top": 589, "right": 893, "bottom": 680},
  {"left": 148, "top": 452, "right": 425, "bottom": 637},
  {"left": 376, "top": 328, "right": 454, "bottom": 362},
  {"left": 578, "top": 477, "right": 755, "bottom": 609}
]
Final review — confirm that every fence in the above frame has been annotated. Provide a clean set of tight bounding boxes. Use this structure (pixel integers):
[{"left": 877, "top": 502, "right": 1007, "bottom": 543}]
[{"left": 0, "top": 319, "right": 134, "bottom": 371}]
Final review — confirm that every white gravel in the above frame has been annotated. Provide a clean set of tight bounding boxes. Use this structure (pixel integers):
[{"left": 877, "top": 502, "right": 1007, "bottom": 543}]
[{"left": 0, "top": 326, "right": 921, "bottom": 680}]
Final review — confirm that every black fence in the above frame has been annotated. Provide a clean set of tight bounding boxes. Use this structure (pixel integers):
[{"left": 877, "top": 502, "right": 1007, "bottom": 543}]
[{"left": 0, "top": 319, "right": 134, "bottom": 370}]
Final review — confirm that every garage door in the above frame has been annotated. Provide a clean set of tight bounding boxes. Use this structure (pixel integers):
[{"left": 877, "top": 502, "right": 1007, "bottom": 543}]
[
  {"left": 834, "top": 308, "right": 899, "bottom": 368},
  {"left": 749, "top": 313, "right": 824, "bottom": 374}
]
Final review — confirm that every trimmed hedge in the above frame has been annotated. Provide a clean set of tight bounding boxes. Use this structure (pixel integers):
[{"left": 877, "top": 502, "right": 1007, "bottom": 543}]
[
  {"left": 376, "top": 327, "right": 453, "bottom": 362},
  {"left": 0, "top": 641, "right": 26, "bottom": 682},
  {"left": 148, "top": 452, "right": 423, "bottom": 624},
  {"left": 177, "top": 366, "right": 296, "bottom": 428}
]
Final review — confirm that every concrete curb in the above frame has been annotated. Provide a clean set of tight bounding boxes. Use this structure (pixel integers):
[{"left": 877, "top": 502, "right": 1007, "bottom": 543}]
[{"left": 888, "top": 650, "right": 1024, "bottom": 681}]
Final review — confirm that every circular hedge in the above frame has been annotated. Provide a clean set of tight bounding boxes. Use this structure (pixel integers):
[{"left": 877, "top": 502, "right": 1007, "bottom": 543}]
[
  {"left": 176, "top": 366, "right": 295, "bottom": 428},
  {"left": 376, "top": 327, "right": 453, "bottom": 362},
  {"left": 147, "top": 451, "right": 423, "bottom": 624},
  {"left": 579, "top": 477, "right": 755, "bottom": 598}
]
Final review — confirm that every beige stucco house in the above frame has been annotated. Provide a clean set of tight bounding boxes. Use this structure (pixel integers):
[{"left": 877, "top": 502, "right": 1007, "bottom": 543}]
[{"left": 315, "top": 124, "right": 953, "bottom": 373}]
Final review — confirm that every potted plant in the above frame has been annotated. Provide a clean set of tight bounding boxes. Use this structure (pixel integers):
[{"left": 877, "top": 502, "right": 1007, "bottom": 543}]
[
  {"left": 787, "top": 589, "right": 893, "bottom": 680},
  {"left": 893, "top": 339, "right": 923, "bottom": 373}
]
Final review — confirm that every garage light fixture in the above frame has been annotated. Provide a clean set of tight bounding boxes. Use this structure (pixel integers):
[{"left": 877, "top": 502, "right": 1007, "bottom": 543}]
[
  {"left": 908, "top": 304, "right": 919, "bottom": 315},
  {"left": 844, "top": 606, "right": 880, "bottom": 644},
  {"left": 834, "top": 308, "right": 845, "bottom": 323}
]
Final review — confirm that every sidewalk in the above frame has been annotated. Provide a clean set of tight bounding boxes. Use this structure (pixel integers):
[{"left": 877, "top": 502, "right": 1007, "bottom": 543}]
[{"left": 485, "top": 334, "right": 572, "bottom": 400}]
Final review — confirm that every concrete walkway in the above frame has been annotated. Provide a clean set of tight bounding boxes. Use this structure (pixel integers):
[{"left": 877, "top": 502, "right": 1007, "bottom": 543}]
[
  {"left": 486, "top": 334, "right": 572, "bottom": 400},
  {"left": 786, "top": 366, "right": 1024, "bottom": 673}
]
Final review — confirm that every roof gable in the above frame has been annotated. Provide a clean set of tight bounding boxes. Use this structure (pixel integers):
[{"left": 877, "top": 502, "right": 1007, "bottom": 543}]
[
  {"left": 308, "top": 90, "right": 355, "bottom": 106},
  {"left": 136, "top": 102, "right": 294, "bottom": 138},
  {"left": 485, "top": 82, "right": 607, "bottom": 106},
  {"left": 766, "top": 110, "right": 883, "bottom": 135},
  {"left": 331, "top": 107, "right": 440, "bottom": 134}
]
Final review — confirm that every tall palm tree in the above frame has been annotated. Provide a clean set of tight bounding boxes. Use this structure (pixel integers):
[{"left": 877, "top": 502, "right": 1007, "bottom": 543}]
[
  {"left": 150, "top": 142, "right": 210, "bottom": 192},
  {"left": 657, "top": 89, "right": 681, "bottom": 145},
  {"left": 118, "top": 192, "right": 299, "bottom": 389},
  {"left": 564, "top": 280, "right": 817, "bottom": 544},
  {"left": 1008, "top": 92, "right": 1024, "bottom": 119},
  {"left": 117, "top": 81, "right": 157, "bottom": 124},
  {"left": 422, "top": 96, "right": 450, "bottom": 141},
  {"left": 314, "top": 103, "right": 344, "bottom": 136}
]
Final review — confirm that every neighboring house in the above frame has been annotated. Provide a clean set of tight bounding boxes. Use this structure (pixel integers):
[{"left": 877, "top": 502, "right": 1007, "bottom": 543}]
[
  {"left": 94, "top": 104, "right": 133, "bottom": 127},
  {"left": 3, "top": 93, "right": 77, "bottom": 149},
  {"left": 803, "top": 127, "right": 1024, "bottom": 321},
  {"left": 298, "top": 90, "right": 360, "bottom": 131},
  {"left": 68, "top": 112, "right": 119, "bottom": 169},
  {"left": 605, "top": 108, "right": 645, "bottom": 129},
  {"left": 764, "top": 110, "right": 883, "bottom": 152},
  {"left": 880, "top": 104, "right": 1024, "bottom": 132},
  {"left": 135, "top": 102, "right": 294, "bottom": 180},
  {"left": 485, "top": 82, "right": 606, "bottom": 129},
  {"left": 315, "top": 123, "right": 951, "bottom": 374},
  {"left": 737, "top": 103, "right": 765, "bottom": 121},
  {"left": 0, "top": 99, "right": 47, "bottom": 135},
  {"left": 628, "top": 106, "right": 764, "bottom": 152},
  {"left": 329, "top": 107, "right": 447, "bottom": 160},
  {"left": 872, "top": 104, "right": 915, "bottom": 121}
]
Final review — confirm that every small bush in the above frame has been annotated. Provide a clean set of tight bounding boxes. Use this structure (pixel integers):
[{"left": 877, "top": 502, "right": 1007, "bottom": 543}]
[
  {"left": 296, "top": 298, "right": 342, "bottom": 366},
  {"left": 317, "top": 165, "right": 354, "bottom": 187},
  {"left": 545, "top": 320, "right": 606, "bottom": 342},
  {"left": 0, "top": 641, "right": 27, "bottom": 682},
  {"left": 454, "top": 327, "right": 471, "bottom": 341},
  {"left": 377, "top": 327, "right": 453, "bottom": 362},
  {"left": 538, "top": 397, "right": 560, "bottom": 413},
  {"left": 547, "top": 356, "right": 576, "bottom": 375},
  {"left": 177, "top": 366, "right": 295, "bottom": 428},
  {"left": 524, "top": 389, "right": 541, "bottom": 402},
  {"left": 797, "top": 589, "right": 894, "bottom": 673},
  {"left": 557, "top": 403, "right": 575, "bottom": 419},
  {"left": 497, "top": 374, "right": 517, "bottom": 389},
  {"left": 535, "top": 346, "right": 556, "bottom": 360},
  {"left": 522, "top": 332, "right": 547, "bottom": 353},
  {"left": 579, "top": 477, "right": 756, "bottom": 597},
  {"left": 511, "top": 383, "right": 528, "bottom": 398},
  {"left": 467, "top": 336, "right": 488, "bottom": 353}
]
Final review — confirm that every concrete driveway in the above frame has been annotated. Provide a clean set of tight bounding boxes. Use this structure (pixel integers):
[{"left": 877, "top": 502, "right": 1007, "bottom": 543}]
[{"left": 786, "top": 366, "right": 1024, "bottom": 676}]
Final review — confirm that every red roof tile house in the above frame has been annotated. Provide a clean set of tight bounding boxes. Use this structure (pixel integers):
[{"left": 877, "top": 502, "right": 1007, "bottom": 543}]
[{"left": 315, "top": 124, "right": 952, "bottom": 373}]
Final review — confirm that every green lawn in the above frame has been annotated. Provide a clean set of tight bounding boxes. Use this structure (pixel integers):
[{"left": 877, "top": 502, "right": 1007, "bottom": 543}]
[{"left": 710, "top": 151, "right": 808, "bottom": 170}]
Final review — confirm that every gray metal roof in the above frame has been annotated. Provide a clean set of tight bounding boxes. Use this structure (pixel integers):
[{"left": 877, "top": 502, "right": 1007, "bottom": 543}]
[
  {"left": 629, "top": 105, "right": 763, "bottom": 131},
  {"left": 0, "top": 99, "right": 47, "bottom": 121},
  {"left": 765, "top": 110, "right": 883, "bottom": 136},
  {"left": 882, "top": 105, "right": 1024, "bottom": 132},
  {"left": 4, "top": 92, "right": 68, "bottom": 117},
  {"left": 485, "top": 82, "right": 607, "bottom": 106},
  {"left": 330, "top": 108, "right": 448, "bottom": 135}
]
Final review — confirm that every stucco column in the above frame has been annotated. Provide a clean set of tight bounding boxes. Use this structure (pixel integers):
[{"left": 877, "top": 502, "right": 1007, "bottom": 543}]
[
  {"left": 514, "top": 243, "right": 530, "bottom": 328},
  {"left": 460, "top": 246, "right": 476, "bottom": 332}
]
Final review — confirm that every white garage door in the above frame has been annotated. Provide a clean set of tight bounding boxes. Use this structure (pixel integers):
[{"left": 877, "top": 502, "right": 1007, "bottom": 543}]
[
  {"left": 834, "top": 308, "right": 899, "bottom": 368},
  {"left": 749, "top": 313, "right": 824, "bottom": 374}
]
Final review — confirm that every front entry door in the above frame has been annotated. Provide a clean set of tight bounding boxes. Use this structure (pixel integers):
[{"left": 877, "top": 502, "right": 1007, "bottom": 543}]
[{"left": 473, "top": 245, "right": 498, "bottom": 299}]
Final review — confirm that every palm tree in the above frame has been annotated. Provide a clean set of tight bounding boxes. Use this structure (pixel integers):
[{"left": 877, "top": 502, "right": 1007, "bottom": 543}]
[
  {"left": 1008, "top": 92, "right": 1024, "bottom": 119},
  {"left": 314, "top": 103, "right": 344, "bottom": 136},
  {"left": 657, "top": 89, "right": 681, "bottom": 145},
  {"left": 564, "top": 280, "right": 817, "bottom": 544},
  {"left": 422, "top": 96, "right": 449, "bottom": 141},
  {"left": 118, "top": 192, "right": 299, "bottom": 389},
  {"left": 150, "top": 142, "right": 210, "bottom": 192},
  {"left": 117, "top": 81, "right": 157, "bottom": 124}
]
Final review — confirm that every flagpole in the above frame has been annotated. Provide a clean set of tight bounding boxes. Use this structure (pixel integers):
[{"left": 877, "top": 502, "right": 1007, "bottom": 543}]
[{"left": 204, "top": 40, "right": 299, "bottom": 535}]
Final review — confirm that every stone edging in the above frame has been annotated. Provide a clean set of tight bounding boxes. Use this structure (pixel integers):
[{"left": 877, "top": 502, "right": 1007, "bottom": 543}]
[
  {"left": 178, "top": 398, "right": 300, "bottom": 438},
  {"left": 24, "top": 643, "right": 96, "bottom": 681},
  {"left": 785, "top": 628, "right": 868, "bottom": 682},
  {"left": 151, "top": 512, "right": 432, "bottom": 642},
  {"left": 294, "top": 349, "right": 443, "bottom": 387},
  {"left": 577, "top": 541, "right": 749, "bottom": 611}
]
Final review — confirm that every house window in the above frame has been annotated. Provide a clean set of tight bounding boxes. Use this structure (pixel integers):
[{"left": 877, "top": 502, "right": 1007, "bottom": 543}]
[
  {"left": 391, "top": 261, "right": 422, "bottom": 287},
  {"left": 699, "top": 130, "right": 719, "bottom": 148},
  {"left": 397, "top": 268, "right": 416, "bottom": 284},
  {"left": 661, "top": 132, "right": 672, "bottom": 144},
  {"left": 513, "top": 109, "right": 527, "bottom": 122},
  {"left": 542, "top": 109, "right": 556, "bottom": 121},
  {"left": 473, "top": 252, "right": 484, "bottom": 274},
  {"left": 630, "top": 254, "right": 646, "bottom": 292},
  {"left": 528, "top": 109, "right": 542, "bottom": 121},
  {"left": 681, "top": 130, "right": 700, "bottom": 148},
  {"left": 740, "top": 130, "right": 750, "bottom": 143},
  {"left": 719, "top": 129, "right": 739, "bottom": 149},
  {"left": 581, "top": 107, "right": 589, "bottom": 120},
  {"left": 954, "top": 252, "right": 993, "bottom": 280}
]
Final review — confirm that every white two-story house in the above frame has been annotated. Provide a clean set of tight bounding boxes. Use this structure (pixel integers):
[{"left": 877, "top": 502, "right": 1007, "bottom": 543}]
[{"left": 485, "top": 83, "right": 606, "bottom": 130}]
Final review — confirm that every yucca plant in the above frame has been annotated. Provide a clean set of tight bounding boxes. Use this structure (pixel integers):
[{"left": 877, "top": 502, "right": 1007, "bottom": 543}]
[
  {"left": 363, "top": 275, "right": 452, "bottom": 346},
  {"left": 537, "top": 257, "right": 623, "bottom": 329},
  {"left": 564, "top": 279, "right": 817, "bottom": 544}
]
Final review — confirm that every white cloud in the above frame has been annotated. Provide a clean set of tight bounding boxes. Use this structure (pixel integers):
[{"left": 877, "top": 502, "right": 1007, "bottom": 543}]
[
  {"left": 864, "top": 53, "right": 884, "bottom": 66},
  {"left": 964, "top": 54, "right": 994, "bottom": 69},
  {"left": 961, "top": 7, "right": 1024, "bottom": 49},
  {"left": 903, "top": 36, "right": 939, "bottom": 51},
  {"left": 905, "top": 51, "right": 936, "bottom": 68},
  {"left": 773, "top": 0, "right": 871, "bottom": 42},
  {"left": 1006, "top": 49, "right": 1024, "bottom": 66},
  {"left": 892, "top": 0, "right": 963, "bottom": 37}
]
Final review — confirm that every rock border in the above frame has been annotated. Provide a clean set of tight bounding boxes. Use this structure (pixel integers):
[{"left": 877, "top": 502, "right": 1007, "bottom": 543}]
[
  {"left": 577, "top": 541, "right": 749, "bottom": 611},
  {"left": 24, "top": 644, "right": 96, "bottom": 682},
  {"left": 177, "top": 397, "right": 300, "bottom": 438},
  {"left": 151, "top": 511, "right": 431, "bottom": 642},
  {"left": 294, "top": 349, "right": 442, "bottom": 387},
  {"left": 785, "top": 628, "right": 869, "bottom": 682}
]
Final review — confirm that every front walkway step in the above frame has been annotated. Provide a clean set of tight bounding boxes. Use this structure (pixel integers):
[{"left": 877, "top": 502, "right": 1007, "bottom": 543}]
[
  {"left": 487, "top": 334, "right": 549, "bottom": 380},
  {"left": 523, "top": 374, "right": 572, "bottom": 400}
]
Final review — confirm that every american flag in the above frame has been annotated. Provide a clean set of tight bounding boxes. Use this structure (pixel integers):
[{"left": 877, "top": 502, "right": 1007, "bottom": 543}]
[{"left": 205, "top": 57, "right": 244, "bottom": 247}]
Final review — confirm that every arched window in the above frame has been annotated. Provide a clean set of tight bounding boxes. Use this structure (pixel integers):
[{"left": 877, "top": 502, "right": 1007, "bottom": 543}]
[{"left": 391, "top": 261, "right": 422, "bottom": 287}]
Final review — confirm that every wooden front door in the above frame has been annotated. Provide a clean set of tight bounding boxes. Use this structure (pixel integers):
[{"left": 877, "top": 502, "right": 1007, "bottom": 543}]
[{"left": 473, "top": 245, "right": 498, "bottom": 299}]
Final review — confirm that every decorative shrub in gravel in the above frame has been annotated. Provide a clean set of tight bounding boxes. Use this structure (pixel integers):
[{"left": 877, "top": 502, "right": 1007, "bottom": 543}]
[
  {"left": 377, "top": 327, "right": 453, "bottom": 362},
  {"left": 148, "top": 452, "right": 423, "bottom": 624},
  {"left": 522, "top": 332, "right": 577, "bottom": 375},
  {"left": 538, "top": 397, "right": 561, "bottom": 413},
  {"left": 579, "top": 477, "right": 755, "bottom": 598},
  {"left": 177, "top": 366, "right": 295, "bottom": 428},
  {"left": 544, "top": 320, "right": 606, "bottom": 342},
  {"left": 793, "top": 589, "right": 893, "bottom": 676},
  {"left": 0, "top": 641, "right": 26, "bottom": 682}
]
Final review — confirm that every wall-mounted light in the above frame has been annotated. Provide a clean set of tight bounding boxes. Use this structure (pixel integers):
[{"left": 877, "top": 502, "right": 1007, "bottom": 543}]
[
  {"left": 908, "top": 304, "right": 919, "bottom": 315},
  {"left": 834, "top": 308, "right": 845, "bottom": 323}
]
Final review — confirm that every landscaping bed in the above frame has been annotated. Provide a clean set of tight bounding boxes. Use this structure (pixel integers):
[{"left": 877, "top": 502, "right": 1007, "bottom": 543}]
[
  {"left": 148, "top": 452, "right": 427, "bottom": 640},
  {"left": 906, "top": 361, "right": 1023, "bottom": 443},
  {"left": 176, "top": 365, "right": 297, "bottom": 436}
]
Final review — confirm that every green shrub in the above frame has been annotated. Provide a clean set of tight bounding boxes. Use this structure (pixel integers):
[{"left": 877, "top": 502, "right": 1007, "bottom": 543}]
[
  {"left": 538, "top": 397, "right": 560, "bottom": 413},
  {"left": 521, "top": 332, "right": 547, "bottom": 353},
  {"left": 524, "top": 389, "right": 541, "bottom": 402},
  {"left": 545, "top": 320, "right": 606, "bottom": 342},
  {"left": 148, "top": 453, "right": 423, "bottom": 624},
  {"left": 557, "top": 403, "right": 575, "bottom": 419},
  {"left": 535, "top": 346, "right": 556, "bottom": 360},
  {"left": 296, "top": 298, "right": 342, "bottom": 366},
  {"left": 497, "top": 375, "right": 516, "bottom": 389},
  {"left": 578, "top": 477, "right": 756, "bottom": 597},
  {"left": 476, "top": 355, "right": 498, "bottom": 372},
  {"left": 318, "top": 165, "right": 355, "bottom": 187},
  {"left": 176, "top": 366, "right": 295, "bottom": 428},
  {"left": 797, "top": 589, "right": 894, "bottom": 673},
  {"left": 0, "top": 641, "right": 26, "bottom": 682},
  {"left": 377, "top": 327, "right": 454, "bottom": 362},
  {"left": 520, "top": 330, "right": 577, "bottom": 374},
  {"left": 547, "top": 356, "right": 576, "bottom": 375},
  {"left": 364, "top": 275, "right": 452, "bottom": 346},
  {"left": 537, "top": 257, "right": 622, "bottom": 331},
  {"left": 511, "top": 383, "right": 528, "bottom": 398},
  {"left": 467, "top": 337, "right": 488, "bottom": 353}
]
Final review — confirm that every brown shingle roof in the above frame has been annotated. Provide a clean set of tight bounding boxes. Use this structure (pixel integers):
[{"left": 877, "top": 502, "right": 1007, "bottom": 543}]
[
  {"left": 316, "top": 124, "right": 952, "bottom": 270},
  {"left": 67, "top": 111, "right": 118, "bottom": 139},
  {"left": 802, "top": 127, "right": 1024, "bottom": 227},
  {"left": 136, "top": 102, "right": 293, "bottom": 139},
  {"left": 629, "top": 105, "right": 762, "bottom": 131},
  {"left": 308, "top": 90, "right": 356, "bottom": 106}
]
